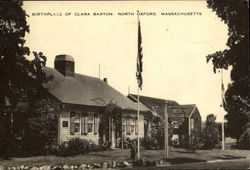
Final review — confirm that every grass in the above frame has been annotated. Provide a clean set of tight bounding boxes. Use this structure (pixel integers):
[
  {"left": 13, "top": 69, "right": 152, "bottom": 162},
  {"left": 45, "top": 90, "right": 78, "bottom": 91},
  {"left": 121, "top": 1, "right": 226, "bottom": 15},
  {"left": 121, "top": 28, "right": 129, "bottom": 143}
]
[{"left": 0, "top": 147, "right": 249, "bottom": 167}]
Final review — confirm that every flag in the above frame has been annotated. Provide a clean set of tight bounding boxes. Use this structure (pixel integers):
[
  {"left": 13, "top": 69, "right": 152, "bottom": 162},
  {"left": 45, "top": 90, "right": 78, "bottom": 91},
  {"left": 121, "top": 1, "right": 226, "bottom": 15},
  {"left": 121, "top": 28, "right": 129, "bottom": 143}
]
[
  {"left": 221, "top": 80, "right": 227, "bottom": 108},
  {"left": 136, "top": 20, "right": 143, "bottom": 90}
]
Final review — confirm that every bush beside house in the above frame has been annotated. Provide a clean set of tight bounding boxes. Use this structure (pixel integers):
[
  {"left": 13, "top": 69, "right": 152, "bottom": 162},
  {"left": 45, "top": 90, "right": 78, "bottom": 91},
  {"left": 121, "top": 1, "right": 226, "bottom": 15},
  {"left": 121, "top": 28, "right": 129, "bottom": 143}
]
[
  {"left": 55, "top": 138, "right": 103, "bottom": 156},
  {"left": 201, "top": 114, "right": 220, "bottom": 150},
  {"left": 237, "top": 127, "right": 250, "bottom": 150}
]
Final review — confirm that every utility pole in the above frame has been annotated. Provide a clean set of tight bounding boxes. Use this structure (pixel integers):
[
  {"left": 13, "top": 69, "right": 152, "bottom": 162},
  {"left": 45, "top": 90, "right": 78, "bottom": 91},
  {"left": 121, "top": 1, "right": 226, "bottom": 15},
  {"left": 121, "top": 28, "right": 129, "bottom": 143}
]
[{"left": 164, "top": 103, "right": 169, "bottom": 158}]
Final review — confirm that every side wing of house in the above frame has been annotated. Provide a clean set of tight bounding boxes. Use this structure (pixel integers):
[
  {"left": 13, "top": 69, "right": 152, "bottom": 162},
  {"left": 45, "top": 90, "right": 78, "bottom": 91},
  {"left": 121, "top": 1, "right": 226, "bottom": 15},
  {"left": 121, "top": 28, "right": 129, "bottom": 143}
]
[
  {"left": 190, "top": 107, "right": 202, "bottom": 134},
  {"left": 122, "top": 111, "right": 145, "bottom": 139}
]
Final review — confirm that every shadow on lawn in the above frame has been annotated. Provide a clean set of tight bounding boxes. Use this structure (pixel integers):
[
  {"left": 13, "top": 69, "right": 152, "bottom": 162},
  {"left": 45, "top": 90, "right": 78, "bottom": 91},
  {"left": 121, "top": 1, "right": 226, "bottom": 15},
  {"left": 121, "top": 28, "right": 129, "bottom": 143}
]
[
  {"left": 164, "top": 157, "right": 206, "bottom": 164},
  {"left": 90, "top": 153, "right": 113, "bottom": 158},
  {"left": 175, "top": 150, "right": 197, "bottom": 154},
  {"left": 211, "top": 155, "right": 246, "bottom": 160}
]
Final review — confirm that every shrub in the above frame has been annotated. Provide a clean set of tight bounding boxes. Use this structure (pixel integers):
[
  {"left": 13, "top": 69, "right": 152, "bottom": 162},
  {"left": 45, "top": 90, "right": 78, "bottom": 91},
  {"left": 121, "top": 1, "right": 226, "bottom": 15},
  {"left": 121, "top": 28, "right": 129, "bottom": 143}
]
[
  {"left": 184, "top": 130, "right": 201, "bottom": 153},
  {"left": 201, "top": 114, "right": 220, "bottom": 149},
  {"left": 237, "top": 127, "right": 250, "bottom": 150},
  {"left": 56, "top": 138, "right": 101, "bottom": 156},
  {"left": 141, "top": 123, "right": 173, "bottom": 150},
  {"left": 88, "top": 140, "right": 103, "bottom": 152},
  {"left": 141, "top": 135, "right": 157, "bottom": 150}
]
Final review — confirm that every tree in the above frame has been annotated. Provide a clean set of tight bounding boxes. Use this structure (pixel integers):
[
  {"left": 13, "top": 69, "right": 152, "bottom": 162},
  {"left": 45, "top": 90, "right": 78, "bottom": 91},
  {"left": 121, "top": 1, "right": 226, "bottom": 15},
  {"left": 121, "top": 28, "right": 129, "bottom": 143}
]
[
  {"left": 206, "top": 0, "right": 249, "bottom": 140},
  {"left": 0, "top": 1, "right": 49, "bottom": 157},
  {"left": 201, "top": 114, "right": 220, "bottom": 149},
  {"left": 142, "top": 119, "right": 173, "bottom": 150}
]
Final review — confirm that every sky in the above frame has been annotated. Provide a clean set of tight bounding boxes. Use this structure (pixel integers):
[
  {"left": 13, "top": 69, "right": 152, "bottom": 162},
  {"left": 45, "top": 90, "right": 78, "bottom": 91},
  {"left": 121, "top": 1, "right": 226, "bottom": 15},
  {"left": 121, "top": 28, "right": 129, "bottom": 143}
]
[{"left": 23, "top": 1, "right": 231, "bottom": 122}]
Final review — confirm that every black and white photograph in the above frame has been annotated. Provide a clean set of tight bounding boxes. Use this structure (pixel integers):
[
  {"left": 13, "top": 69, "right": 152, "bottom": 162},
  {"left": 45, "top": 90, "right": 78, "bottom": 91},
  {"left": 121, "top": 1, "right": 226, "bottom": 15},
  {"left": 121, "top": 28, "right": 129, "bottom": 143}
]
[{"left": 0, "top": 0, "right": 249, "bottom": 169}]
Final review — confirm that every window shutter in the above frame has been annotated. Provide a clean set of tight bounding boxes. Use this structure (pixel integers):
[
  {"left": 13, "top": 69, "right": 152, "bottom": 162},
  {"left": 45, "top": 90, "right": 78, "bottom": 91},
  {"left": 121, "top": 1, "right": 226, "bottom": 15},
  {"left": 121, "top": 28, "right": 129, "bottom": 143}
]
[
  {"left": 126, "top": 117, "right": 130, "bottom": 135},
  {"left": 70, "top": 112, "right": 75, "bottom": 135},
  {"left": 81, "top": 113, "right": 88, "bottom": 135},
  {"left": 94, "top": 114, "right": 98, "bottom": 135},
  {"left": 85, "top": 113, "right": 88, "bottom": 134},
  {"left": 81, "top": 113, "right": 85, "bottom": 135}
]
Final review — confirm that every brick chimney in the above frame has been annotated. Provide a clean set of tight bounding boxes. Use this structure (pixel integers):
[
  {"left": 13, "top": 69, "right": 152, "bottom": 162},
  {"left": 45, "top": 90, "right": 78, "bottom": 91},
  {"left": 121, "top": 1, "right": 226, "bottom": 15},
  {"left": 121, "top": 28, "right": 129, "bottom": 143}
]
[{"left": 54, "top": 55, "right": 75, "bottom": 77}]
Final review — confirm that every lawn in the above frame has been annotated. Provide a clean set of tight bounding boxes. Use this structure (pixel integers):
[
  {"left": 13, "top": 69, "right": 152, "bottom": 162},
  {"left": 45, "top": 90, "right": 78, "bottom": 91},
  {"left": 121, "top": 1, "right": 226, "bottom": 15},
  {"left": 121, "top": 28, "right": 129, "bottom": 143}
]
[{"left": 0, "top": 147, "right": 249, "bottom": 167}]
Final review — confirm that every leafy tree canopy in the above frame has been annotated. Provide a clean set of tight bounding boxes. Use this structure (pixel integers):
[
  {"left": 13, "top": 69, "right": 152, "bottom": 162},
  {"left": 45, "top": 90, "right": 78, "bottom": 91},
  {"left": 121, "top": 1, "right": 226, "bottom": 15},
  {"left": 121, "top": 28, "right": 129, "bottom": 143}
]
[
  {"left": 0, "top": 1, "right": 47, "bottom": 110},
  {"left": 206, "top": 0, "right": 249, "bottom": 140},
  {"left": 0, "top": 1, "right": 52, "bottom": 157}
]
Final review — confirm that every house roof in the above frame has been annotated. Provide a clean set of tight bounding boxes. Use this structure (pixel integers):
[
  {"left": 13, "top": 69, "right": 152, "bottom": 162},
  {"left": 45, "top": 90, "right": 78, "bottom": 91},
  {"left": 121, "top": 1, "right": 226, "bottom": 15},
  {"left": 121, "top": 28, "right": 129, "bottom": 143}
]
[
  {"left": 43, "top": 67, "right": 150, "bottom": 112},
  {"left": 168, "top": 105, "right": 197, "bottom": 118},
  {"left": 128, "top": 94, "right": 197, "bottom": 118},
  {"left": 128, "top": 94, "right": 179, "bottom": 117}
]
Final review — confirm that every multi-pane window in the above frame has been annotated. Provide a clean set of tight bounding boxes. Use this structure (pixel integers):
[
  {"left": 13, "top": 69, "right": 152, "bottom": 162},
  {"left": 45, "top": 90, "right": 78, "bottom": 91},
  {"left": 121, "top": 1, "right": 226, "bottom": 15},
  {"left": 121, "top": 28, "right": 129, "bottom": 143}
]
[
  {"left": 135, "top": 118, "right": 138, "bottom": 135},
  {"left": 87, "top": 113, "right": 94, "bottom": 133},
  {"left": 81, "top": 113, "right": 87, "bottom": 134},
  {"left": 74, "top": 113, "right": 80, "bottom": 133},
  {"left": 122, "top": 118, "right": 126, "bottom": 134},
  {"left": 131, "top": 119, "right": 135, "bottom": 134},
  {"left": 126, "top": 117, "right": 131, "bottom": 135},
  {"left": 126, "top": 117, "right": 137, "bottom": 135},
  {"left": 80, "top": 112, "right": 98, "bottom": 135}
]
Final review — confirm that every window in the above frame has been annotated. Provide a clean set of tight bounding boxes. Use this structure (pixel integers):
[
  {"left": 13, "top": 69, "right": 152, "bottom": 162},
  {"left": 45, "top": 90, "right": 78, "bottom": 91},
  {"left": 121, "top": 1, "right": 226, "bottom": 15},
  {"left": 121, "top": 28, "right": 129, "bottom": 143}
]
[
  {"left": 74, "top": 123, "right": 80, "bottom": 133},
  {"left": 81, "top": 113, "right": 98, "bottom": 135},
  {"left": 191, "top": 118, "right": 194, "bottom": 130},
  {"left": 81, "top": 113, "right": 88, "bottom": 134},
  {"left": 135, "top": 118, "right": 138, "bottom": 135},
  {"left": 122, "top": 118, "right": 126, "bottom": 134},
  {"left": 87, "top": 113, "right": 94, "bottom": 133},
  {"left": 131, "top": 119, "right": 135, "bottom": 134},
  {"left": 74, "top": 113, "right": 80, "bottom": 133},
  {"left": 126, "top": 117, "right": 137, "bottom": 135},
  {"left": 126, "top": 117, "right": 131, "bottom": 135},
  {"left": 62, "top": 121, "right": 68, "bottom": 128}
]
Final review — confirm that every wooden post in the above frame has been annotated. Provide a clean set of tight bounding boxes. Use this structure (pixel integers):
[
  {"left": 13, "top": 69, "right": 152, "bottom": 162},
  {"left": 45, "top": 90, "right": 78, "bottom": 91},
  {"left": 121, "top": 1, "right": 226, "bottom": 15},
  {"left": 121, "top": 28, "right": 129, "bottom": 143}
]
[
  {"left": 58, "top": 112, "right": 61, "bottom": 145},
  {"left": 164, "top": 103, "right": 169, "bottom": 158},
  {"left": 222, "top": 119, "right": 225, "bottom": 150},
  {"left": 121, "top": 116, "right": 124, "bottom": 149},
  {"left": 188, "top": 117, "right": 191, "bottom": 146}
]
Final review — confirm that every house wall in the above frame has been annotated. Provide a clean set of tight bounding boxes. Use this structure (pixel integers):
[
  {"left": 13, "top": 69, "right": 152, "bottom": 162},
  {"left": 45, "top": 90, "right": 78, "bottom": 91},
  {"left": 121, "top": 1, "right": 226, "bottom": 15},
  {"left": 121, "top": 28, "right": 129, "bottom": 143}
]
[
  {"left": 59, "top": 106, "right": 146, "bottom": 146},
  {"left": 190, "top": 108, "right": 202, "bottom": 133},
  {"left": 59, "top": 110, "right": 100, "bottom": 144},
  {"left": 122, "top": 112, "right": 144, "bottom": 139}
]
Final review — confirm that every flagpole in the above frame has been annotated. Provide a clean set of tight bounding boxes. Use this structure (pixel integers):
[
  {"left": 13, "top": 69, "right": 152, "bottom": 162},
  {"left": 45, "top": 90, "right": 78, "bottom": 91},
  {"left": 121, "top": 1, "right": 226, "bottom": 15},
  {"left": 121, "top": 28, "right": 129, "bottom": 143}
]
[
  {"left": 221, "top": 69, "right": 225, "bottom": 150},
  {"left": 136, "top": 10, "right": 140, "bottom": 160},
  {"left": 137, "top": 87, "right": 140, "bottom": 159},
  {"left": 164, "top": 103, "right": 169, "bottom": 158}
]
